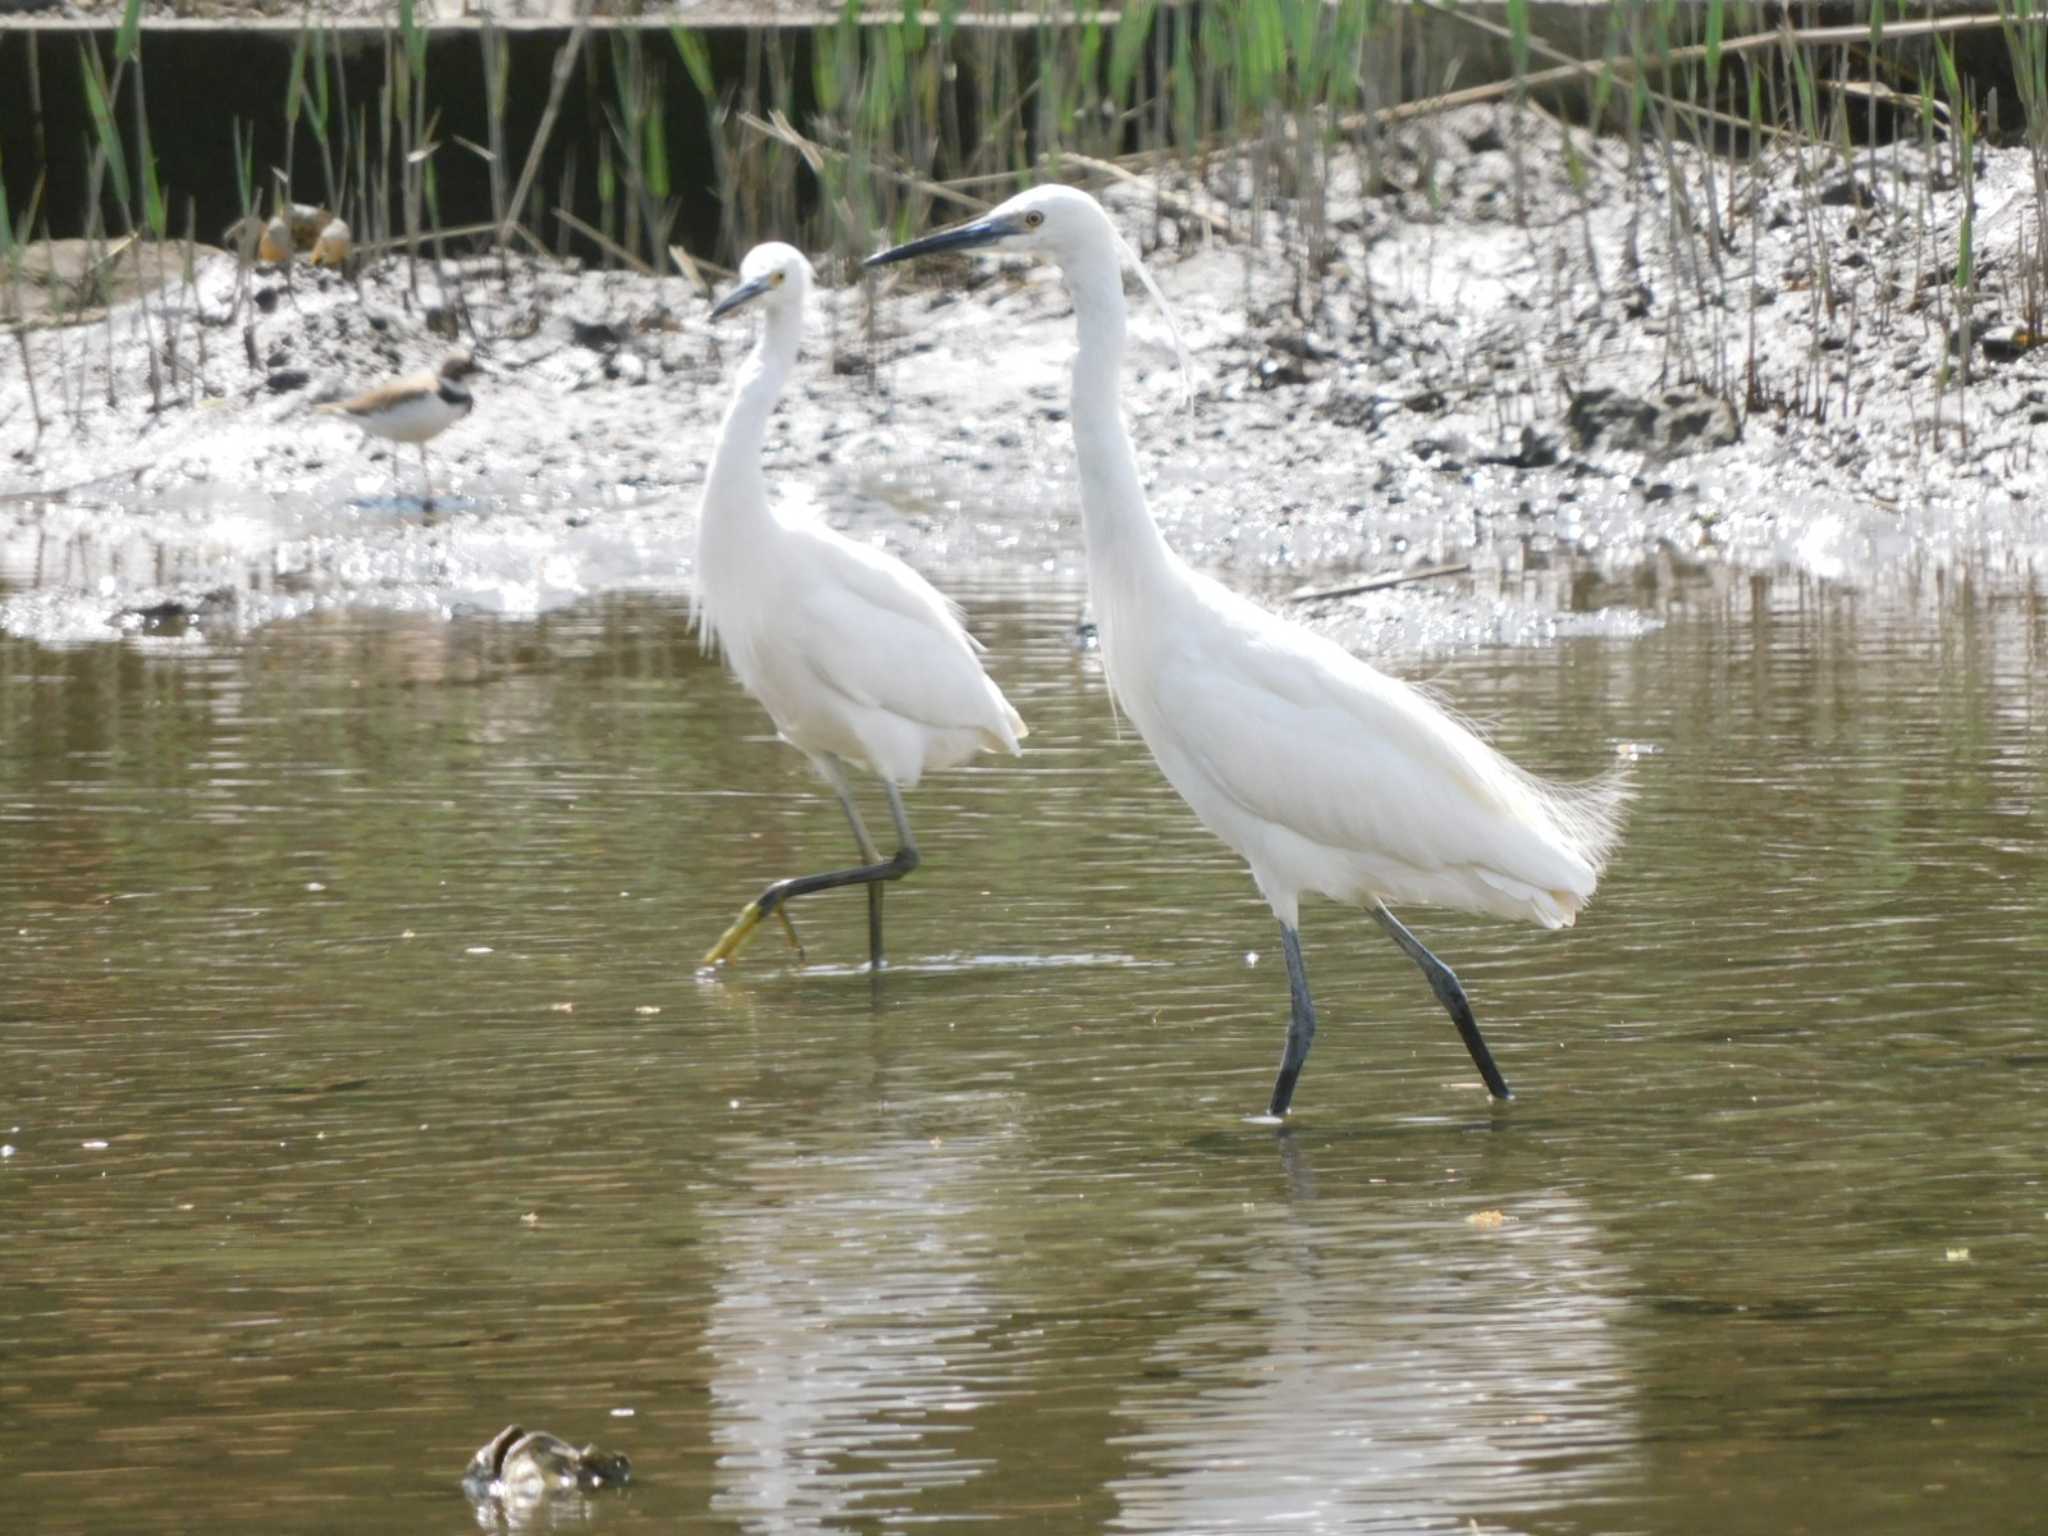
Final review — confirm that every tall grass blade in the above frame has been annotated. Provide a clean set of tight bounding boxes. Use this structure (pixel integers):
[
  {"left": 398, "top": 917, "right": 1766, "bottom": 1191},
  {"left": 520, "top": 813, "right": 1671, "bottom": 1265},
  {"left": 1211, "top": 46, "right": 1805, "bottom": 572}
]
[
  {"left": 79, "top": 42, "right": 132, "bottom": 222},
  {"left": 670, "top": 24, "right": 714, "bottom": 98},
  {"left": 114, "top": 0, "right": 143, "bottom": 67}
]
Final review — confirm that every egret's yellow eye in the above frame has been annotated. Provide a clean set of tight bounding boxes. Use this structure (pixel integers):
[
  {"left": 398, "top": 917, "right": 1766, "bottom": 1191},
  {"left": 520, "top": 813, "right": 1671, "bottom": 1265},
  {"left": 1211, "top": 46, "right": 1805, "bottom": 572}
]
[
  {"left": 772, "top": 271, "right": 786, "bottom": 286},
  {"left": 1024, "top": 211, "right": 1044, "bottom": 229}
]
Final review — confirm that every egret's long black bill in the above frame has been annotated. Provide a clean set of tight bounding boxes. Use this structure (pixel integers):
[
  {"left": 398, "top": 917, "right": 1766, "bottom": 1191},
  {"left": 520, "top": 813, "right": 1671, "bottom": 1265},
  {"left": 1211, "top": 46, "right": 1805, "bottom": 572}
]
[
  {"left": 865, "top": 215, "right": 1017, "bottom": 268},
  {"left": 709, "top": 276, "right": 773, "bottom": 319}
]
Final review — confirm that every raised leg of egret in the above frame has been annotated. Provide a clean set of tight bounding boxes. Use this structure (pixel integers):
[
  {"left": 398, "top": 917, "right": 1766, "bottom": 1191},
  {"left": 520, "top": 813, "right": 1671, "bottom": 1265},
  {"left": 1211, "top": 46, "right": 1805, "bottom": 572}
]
[
  {"left": 1372, "top": 905, "right": 1513, "bottom": 1100},
  {"left": 702, "top": 771, "right": 921, "bottom": 969},
  {"left": 1267, "top": 924, "right": 1319, "bottom": 1118}
]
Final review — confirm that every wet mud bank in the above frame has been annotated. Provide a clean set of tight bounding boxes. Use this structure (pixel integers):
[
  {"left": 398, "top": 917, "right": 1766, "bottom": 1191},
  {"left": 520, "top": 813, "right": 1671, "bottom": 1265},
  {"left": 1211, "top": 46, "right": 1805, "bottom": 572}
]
[{"left": 3, "top": 104, "right": 2045, "bottom": 651}]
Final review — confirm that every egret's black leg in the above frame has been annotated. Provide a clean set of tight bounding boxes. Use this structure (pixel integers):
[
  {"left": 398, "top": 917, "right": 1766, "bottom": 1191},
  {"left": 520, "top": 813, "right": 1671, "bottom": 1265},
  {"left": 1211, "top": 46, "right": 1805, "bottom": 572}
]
[
  {"left": 814, "top": 756, "right": 887, "bottom": 965},
  {"left": 705, "top": 848, "right": 918, "bottom": 965},
  {"left": 703, "top": 767, "right": 921, "bottom": 968},
  {"left": 1268, "top": 923, "right": 1319, "bottom": 1118},
  {"left": 871, "top": 782, "right": 920, "bottom": 970},
  {"left": 1372, "top": 905, "right": 1513, "bottom": 1100}
]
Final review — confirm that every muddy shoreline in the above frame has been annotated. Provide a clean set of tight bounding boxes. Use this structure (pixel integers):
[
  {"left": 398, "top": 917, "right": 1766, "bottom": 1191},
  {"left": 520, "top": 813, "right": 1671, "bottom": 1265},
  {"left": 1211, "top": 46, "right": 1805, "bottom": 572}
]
[{"left": 4, "top": 105, "right": 2044, "bottom": 650}]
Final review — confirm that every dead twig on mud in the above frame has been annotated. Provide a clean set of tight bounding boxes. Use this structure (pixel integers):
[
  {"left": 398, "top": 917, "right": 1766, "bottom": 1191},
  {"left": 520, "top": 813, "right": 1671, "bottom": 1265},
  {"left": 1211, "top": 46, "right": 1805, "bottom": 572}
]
[
  {"left": 737, "top": 111, "right": 992, "bottom": 214},
  {"left": 501, "top": 12, "right": 591, "bottom": 248},
  {"left": 1058, "top": 152, "right": 1235, "bottom": 242},
  {"left": 1287, "top": 563, "right": 1473, "bottom": 603},
  {"left": 666, "top": 243, "right": 731, "bottom": 299},
  {"left": 1414, "top": 0, "right": 1802, "bottom": 147},
  {"left": 553, "top": 208, "right": 656, "bottom": 276},
  {"left": 354, "top": 220, "right": 503, "bottom": 258},
  {"left": 12, "top": 330, "right": 46, "bottom": 441},
  {"left": 1357, "top": 12, "right": 2037, "bottom": 132}
]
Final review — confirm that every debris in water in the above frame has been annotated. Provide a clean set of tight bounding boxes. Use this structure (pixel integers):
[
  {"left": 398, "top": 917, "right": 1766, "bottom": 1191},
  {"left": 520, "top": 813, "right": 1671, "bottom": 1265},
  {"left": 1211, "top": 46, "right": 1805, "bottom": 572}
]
[{"left": 461, "top": 1425, "right": 631, "bottom": 1507}]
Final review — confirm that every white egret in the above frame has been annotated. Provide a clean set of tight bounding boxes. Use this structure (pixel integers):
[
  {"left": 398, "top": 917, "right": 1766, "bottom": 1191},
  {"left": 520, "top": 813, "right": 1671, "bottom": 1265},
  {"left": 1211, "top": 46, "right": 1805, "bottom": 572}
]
[
  {"left": 696, "top": 242, "right": 1027, "bottom": 969},
  {"left": 868, "top": 188, "right": 1628, "bottom": 1116}
]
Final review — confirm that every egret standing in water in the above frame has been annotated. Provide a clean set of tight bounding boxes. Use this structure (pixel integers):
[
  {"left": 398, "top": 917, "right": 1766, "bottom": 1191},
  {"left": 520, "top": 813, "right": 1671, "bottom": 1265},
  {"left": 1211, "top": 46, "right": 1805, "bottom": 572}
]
[
  {"left": 695, "top": 243, "right": 1027, "bottom": 970},
  {"left": 869, "top": 189, "right": 1627, "bottom": 1116}
]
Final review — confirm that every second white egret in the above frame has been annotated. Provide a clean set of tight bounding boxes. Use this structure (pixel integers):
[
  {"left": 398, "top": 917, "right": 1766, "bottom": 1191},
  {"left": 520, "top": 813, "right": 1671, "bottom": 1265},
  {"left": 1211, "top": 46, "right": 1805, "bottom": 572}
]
[
  {"left": 696, "top": 243, "right": 1027, "bottom": 970},
  {"left": 868, "top": 189, "right": 1628, "bottom": 1116}
]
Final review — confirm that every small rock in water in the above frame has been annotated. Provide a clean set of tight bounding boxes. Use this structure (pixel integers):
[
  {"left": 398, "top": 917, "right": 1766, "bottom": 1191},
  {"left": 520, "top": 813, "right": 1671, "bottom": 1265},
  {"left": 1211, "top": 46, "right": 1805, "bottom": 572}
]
[{"left": 111, "top": 588, "right": 239, "bottom": 637}]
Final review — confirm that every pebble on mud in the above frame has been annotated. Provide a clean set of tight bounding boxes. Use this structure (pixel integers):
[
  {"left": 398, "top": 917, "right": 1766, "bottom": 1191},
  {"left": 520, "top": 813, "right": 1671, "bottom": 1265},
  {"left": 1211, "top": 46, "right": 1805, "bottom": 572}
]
[
  {"left": 1566, "top": 387, "right": 1739, "bottom": 457},
  {"left": 1977, "top": 326, "right": 2048, "bottom": 364}
]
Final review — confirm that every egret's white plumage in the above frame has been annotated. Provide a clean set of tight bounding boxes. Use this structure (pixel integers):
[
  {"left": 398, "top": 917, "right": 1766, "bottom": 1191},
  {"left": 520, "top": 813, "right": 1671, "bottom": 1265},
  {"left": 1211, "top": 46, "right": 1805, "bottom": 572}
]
[
  {"left": 1119, "top": 573, "right": 1618, "bottom": 931},
  {"left": 695, "top": 242, "right": 1026, "bottom": 967},
  {"left": 869, "top": 187, "right": 1627, "bottom": 1114}
]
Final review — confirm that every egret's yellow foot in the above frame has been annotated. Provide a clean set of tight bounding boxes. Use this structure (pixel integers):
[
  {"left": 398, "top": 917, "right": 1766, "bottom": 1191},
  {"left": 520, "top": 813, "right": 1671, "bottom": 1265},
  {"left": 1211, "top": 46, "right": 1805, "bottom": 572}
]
[
  {"left": 703, "top": 902, "right": 761, "bottom": 965},
  {"left": 702, "top": 898, "right": 806, "bottom": 966}
]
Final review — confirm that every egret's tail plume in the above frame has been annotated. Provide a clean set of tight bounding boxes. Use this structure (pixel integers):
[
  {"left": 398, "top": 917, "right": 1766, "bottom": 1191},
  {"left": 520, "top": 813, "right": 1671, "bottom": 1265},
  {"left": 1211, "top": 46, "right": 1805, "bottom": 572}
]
[
  {"left": 1534, "top": 760, "right": 1634, "bottom": 881},
  {"left": 1477, "top": 762, "right": 1631, "bottom": 930}
]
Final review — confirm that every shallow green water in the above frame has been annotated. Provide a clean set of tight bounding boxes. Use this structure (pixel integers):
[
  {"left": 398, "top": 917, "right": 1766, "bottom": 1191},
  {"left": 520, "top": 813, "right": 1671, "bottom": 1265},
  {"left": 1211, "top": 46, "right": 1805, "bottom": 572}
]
[{"left": 2, "top": 567, "right": 2043, "bottom": 1535}]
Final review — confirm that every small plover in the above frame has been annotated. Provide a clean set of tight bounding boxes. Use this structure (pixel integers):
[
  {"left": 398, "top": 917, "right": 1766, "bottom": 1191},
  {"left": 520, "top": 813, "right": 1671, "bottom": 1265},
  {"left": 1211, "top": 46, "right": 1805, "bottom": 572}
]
[{"left": 320, "top": 352, "right": 480, "bottom": 507}]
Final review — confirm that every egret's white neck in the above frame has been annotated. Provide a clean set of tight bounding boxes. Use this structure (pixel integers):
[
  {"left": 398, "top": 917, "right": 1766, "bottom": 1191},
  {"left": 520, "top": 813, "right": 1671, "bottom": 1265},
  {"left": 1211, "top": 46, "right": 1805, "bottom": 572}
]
[
  {"left": 1063, "top": 251, "right": 1173, "bottom": 612},
  {"left": 701, "top": 304, "right": 802, "bottom": 529}
]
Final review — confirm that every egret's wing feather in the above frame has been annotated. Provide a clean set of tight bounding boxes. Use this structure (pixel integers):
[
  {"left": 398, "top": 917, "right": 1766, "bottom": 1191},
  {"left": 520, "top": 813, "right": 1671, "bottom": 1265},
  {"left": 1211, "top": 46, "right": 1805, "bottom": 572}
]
[
  {"left": 785, "top": 524, "right": 1024, "bottom": 742},
  {"left": 1148, "top": 583, "right": 1614, "bottom": 893},
  {"left": 786, "top": 519, "right": 970, "bottom": 646}
]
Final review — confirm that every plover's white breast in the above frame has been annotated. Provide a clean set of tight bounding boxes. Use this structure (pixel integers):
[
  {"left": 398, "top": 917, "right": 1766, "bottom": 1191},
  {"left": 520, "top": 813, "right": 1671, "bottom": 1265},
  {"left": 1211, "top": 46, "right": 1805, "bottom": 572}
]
[{"left": 342, "top": 385, "right": 468, "bottom": 445}]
